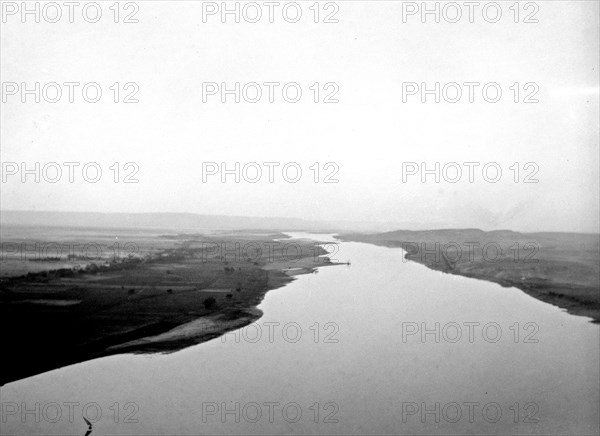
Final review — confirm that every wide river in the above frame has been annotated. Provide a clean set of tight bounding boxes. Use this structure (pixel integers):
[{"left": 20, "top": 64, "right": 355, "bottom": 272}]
[{"left": 1, "top": 233, "right": 599, "bottom": 435}]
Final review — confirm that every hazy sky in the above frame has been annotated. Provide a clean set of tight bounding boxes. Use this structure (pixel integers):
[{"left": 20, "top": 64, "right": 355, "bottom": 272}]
[{"left": 1, "top": 1, "right": 599, "bottom": 232}]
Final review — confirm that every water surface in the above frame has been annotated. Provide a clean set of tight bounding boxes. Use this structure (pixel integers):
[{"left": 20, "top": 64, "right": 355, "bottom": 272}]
[{"left": 2, "top": 234, "right": 598, "bottom": 435}]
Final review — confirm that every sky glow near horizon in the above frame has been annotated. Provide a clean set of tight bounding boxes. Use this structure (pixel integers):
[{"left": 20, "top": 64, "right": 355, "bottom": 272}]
[{"left": 1, "top": 1, "right": 598, "bottom": 232}]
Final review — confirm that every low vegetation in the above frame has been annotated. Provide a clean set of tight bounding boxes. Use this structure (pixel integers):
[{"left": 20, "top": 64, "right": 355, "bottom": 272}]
[
  {"left": 340, "top": 229, "right": 600, "bottom": 322},
  {"left": 0, "top": 228, "right": 338, "bottom": 385}
]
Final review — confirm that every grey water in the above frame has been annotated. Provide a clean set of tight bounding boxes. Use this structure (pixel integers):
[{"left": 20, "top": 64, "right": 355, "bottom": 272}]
[{"left": 1, "top": 234, "right": 598, "bottom": 435}]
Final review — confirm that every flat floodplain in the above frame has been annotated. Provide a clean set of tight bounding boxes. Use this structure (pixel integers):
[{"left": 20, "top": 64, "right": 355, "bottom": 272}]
[{"left": 0, "top": 224, "right": 340, "bottom": 385}]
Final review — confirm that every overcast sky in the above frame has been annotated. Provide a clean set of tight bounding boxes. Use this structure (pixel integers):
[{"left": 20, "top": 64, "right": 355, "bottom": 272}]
[{"left": 1, "top": 1, "right": 598, "bottom": 232}]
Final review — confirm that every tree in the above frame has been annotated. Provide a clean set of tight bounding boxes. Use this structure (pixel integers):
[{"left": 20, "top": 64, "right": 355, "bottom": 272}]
[{"left": 203, "top": 297, "right": 217, "bottom": 310}]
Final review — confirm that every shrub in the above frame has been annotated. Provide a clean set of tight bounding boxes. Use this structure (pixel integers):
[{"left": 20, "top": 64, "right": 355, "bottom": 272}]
[{"left": 203, "top": 297, "right": 217, "bottom": 310}]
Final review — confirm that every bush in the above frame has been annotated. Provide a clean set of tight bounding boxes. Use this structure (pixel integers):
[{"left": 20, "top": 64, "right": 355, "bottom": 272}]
[{"left": 203, "top": 297, "right": 217, "bottom": 310}]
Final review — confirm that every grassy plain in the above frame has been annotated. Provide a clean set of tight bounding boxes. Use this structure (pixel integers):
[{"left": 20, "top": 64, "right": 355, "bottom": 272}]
[{"left": 0, "top": 225, "right": 338, "bottom": 385}]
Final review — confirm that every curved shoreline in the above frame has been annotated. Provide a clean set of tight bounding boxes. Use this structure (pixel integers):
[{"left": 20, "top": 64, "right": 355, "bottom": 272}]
[
  {"left": 338, "top": 230, "right": 600, "bottom": 323},
  {"left": 0, "top": 234, "right": 341, "bottom": 385}
]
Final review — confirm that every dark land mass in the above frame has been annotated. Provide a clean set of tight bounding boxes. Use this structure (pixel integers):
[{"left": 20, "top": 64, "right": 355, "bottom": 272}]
[
  {"left": 339, "top": 229, "right": 600, "bottom": 323},
  {"left": 0, "top": 229, "right": 340, "bottom": 385}
]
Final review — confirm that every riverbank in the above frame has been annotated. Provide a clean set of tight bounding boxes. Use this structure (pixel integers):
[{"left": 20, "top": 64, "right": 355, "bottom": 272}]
[
  {"left": 339, "top": 229, "right": 600, "bottom": 323},
  {"left": 0, "top": 230, "right": 341, "bottom": 385}
]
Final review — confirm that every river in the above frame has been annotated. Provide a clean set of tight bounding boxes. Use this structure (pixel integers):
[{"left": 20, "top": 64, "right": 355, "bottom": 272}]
[{"left": 1, "top": 233, "right": 598, "bottom": 435}]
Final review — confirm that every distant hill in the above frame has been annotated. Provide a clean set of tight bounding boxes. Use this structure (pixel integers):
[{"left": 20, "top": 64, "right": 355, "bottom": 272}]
[
  {"left": 0, "top": 210, "right": 317, "bottom": 231},
  {"left": 0, "top": 210, "right": 403, "bottom": 233}
]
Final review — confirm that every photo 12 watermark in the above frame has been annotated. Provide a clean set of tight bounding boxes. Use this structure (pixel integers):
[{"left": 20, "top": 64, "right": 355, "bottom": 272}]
[
  {"left": 201, "top": 401, "right": 339, "bottom": 424},
  {"left": 200, "top": 2, "right": 340, "bottom": 24},
  {"left": 401, "top": 401, "right": 540, "bottom": 424},
  {"left": 400, "top": 2, "right": 539, "bottom": 24},
  {"left": 1, "top": 82, "right": 140, "bottom": 103},
  {"left": 401, "top": 321, "right": 540, "bottom": 344},
  {"left": 196, "top": 240, "right": 340, "bottom": 264},
  {"left": 400, "top": 241, "right": 540, "bottom": 264},
  {"left": 401, "top": 162, "right": 539, "bottom": 184},
  {"left": 1, "top": 240, "right": 140, "bottom": 263},
  {"left": 401, "top": 82, "right": 539, "bottom": 103},
  {"left": 1, "top": 401, "right": 140, "bottom": 424},
  {"left": 201, "top": 82, "right": 339, "bottom": 103},
  {"left": 1, "top": 162, "right": 140, "bottom": 184},
  {"left": 0, "top": 1, "right": 140, "bottom": 24},
  {"left": 219, "top": 320, "right": 340, "bottom": 344},
  {"left": 201, "top": 162, "right": 339, "bottom": 184}
]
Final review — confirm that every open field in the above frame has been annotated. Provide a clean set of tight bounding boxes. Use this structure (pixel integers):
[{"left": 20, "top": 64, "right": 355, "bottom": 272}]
[
  {"left": 0, "top": 225, "right": 340, "bottom": 385},
  {"left": 339, "top": 229, "right": 600, "bottom": 322}
]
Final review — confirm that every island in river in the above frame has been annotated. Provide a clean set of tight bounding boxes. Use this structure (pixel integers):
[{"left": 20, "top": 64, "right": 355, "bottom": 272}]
[
  {"left": 0, "top": 226, "right": 341, "bottom": 385},
  {"left": 339, "top": 229, "right": 600, "bottom": 323}
]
